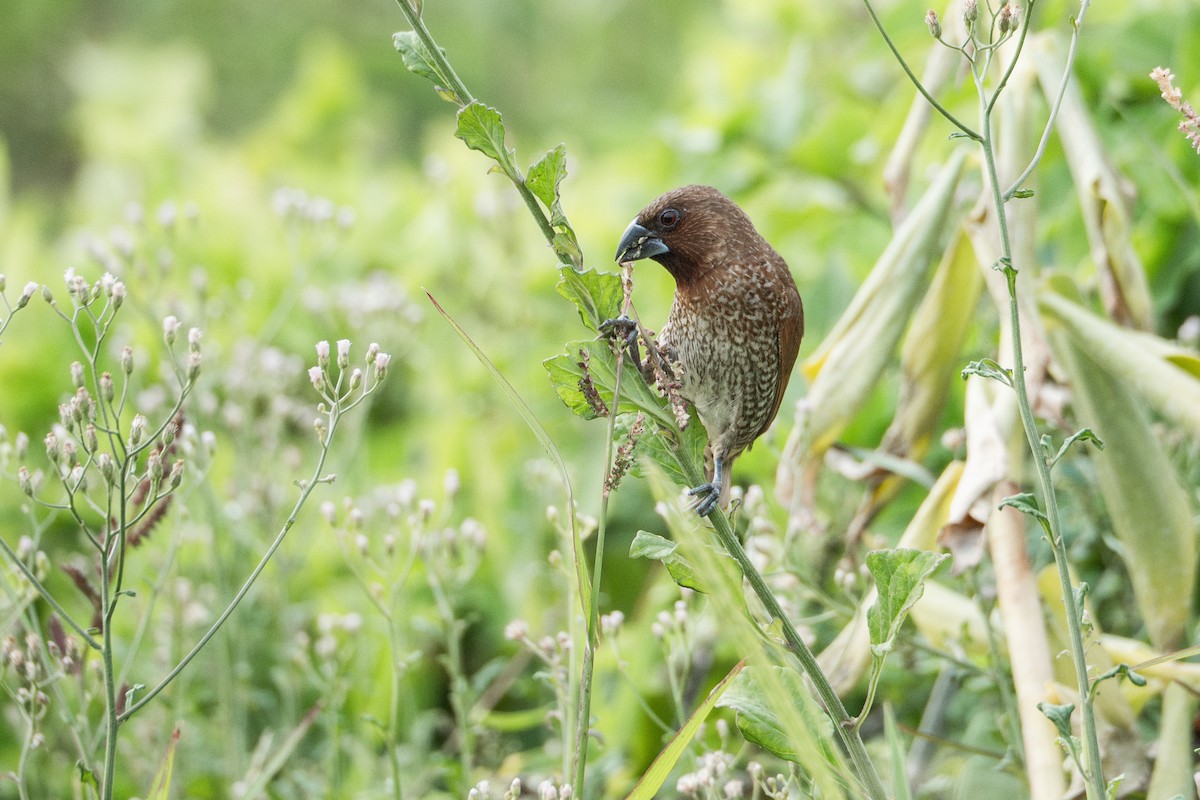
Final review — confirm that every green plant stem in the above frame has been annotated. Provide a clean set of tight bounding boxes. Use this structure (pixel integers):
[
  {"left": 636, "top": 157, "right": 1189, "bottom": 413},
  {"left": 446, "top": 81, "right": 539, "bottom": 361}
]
[
  {"left": 118, "top": 407, "right": 346, "bottom": 724},
  {"left": 705, "top": 502, "right": 888, "bottom": 800},
  {"left": 979, "top": 90, "right": 1108, "bottom": 800},
  {"left": 861, "top": 0, "right": 982, "bottom": 141},
  {"left": 391, "top": 0, "right": 561, "bottom": 253}
]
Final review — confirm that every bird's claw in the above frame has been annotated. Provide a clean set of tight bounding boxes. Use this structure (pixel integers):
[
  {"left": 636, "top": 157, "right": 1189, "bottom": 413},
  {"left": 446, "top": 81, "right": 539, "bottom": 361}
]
[
  {"left": 599, "top": 314, "right": 639, "bottom": 348},
  {"left": 687, "top": 482, "right": 720, "bottom": 516}
]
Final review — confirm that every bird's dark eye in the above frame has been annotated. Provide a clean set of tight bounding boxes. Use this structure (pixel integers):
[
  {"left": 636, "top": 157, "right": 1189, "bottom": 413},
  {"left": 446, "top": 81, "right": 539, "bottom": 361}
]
[{"left": 658, "top": 208, "right": 681, "bottom": 230}]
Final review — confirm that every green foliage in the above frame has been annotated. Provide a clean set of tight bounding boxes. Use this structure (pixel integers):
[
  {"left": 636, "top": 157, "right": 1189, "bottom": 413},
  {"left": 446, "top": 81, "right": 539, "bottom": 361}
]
[{"left": 2, "top": 0, "right": 1200, "bottom": 797}]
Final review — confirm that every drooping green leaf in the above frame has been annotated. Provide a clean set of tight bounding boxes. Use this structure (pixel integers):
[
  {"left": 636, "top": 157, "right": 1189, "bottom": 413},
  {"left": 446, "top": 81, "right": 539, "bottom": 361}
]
[
  {"left": 635, "top": 409, "right": 707, "bottom": 491},
  {"left": 1038, "top": 701, "right": 1076, "bottom": 739},
  {"left": 526, "top": 144, "right": 567, "bottom": 210},
  {"left": 554, "top": 266, "right": 621, "bottom": 332},
  {"left": 392, "top": 32, "right": 458, "bottom": 102},
  {"left": 629, "top": 530, "right": 703, "bottom": 591},
  {"left": 866, "top": 548, "right": 949, "bottom": 654},
  {"left": 1049, "top": 427, "right": 1104, "bottom": 467},
  {"left": 961, "top": 357, "right": 1012, "bottom": 386},
  {"left": 627, "top": 661, "right": 744, "bottom": 800},
  {"left": 455, "top": 102, "right": 512, "bottom": 169},
  {"left": 719, "top": 666, "right": 840, "bottom": 769},
  {"left": 997, "top": 492, "right": 1051, "bottom": 536}
]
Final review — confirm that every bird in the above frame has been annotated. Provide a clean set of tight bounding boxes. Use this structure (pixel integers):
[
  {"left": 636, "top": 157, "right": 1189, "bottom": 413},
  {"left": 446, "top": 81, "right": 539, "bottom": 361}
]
[{"left": 613, "top": 184, "right": 804, "bottom": 515}]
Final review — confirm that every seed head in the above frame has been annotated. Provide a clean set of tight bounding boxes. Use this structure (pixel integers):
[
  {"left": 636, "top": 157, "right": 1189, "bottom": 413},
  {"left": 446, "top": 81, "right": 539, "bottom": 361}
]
[{"left": 925, "top": 9, "right": 942, "bottom": 38}]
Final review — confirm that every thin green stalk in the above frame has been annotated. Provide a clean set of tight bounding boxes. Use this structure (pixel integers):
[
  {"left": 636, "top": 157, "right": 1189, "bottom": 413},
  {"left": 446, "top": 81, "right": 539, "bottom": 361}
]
[
  {"left": 572, "top": 271, "right": 634, "bottom": 792},
  {"left": 119, "top": 410, "right": 343, "bottom": 723},
  {"left": 980, "top": 90, "right": 1107, "bottom": 800},
  {"left": 708, "top": 503, "right": 888, "bottom": 800},
  {"left": 861, "top": 0, "right": 982, "bottom": 141},
  {"left": 391, "top": 0, "right": 560, "bottom": 252}
]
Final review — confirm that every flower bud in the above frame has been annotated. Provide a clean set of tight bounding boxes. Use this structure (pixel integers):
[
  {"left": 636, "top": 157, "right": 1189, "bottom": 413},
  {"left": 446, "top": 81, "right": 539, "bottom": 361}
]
[
  {"left": 373, "top": 352, "right": 391, "bottom": 382},
  {"left": 18, "top": 466, "right": 32, "bottom": 496},
  {"left": 168, "top": 459, "right": 185, "bottom": 489},
  {"left": 69, "top": 464, "right": 86, "bottom": 491},
  {"left": 44, "top": 432, "right": 59, "bottom": 462},
  {"left": 162, "top": 421, "right": 177, "bottom": 448},
  {"left": 962, "top": 0, "right": 978, "bottom": 24},
  {"left": 0, "top": 274, "right": 5, "bottom": 292},
  {"left": 129, "top": 414, "right": 147, "bottom": 448},
  {"left": 925, "top": 9, "right": 941, "bottom": 38},
  {"left": 99, "top": 372, "right": 114, "bottom": 403},
  {"left": 147, "top": 453, "right": 163, "bottom": 484},
  {"left": 97, "top": 453, "right": 115, "bottom": 485},
  {"left": 58, "top": 403, "right": 74, "bottom": 432},
  {"left": 188, "top": 327, "right": 202, "bottom": 353},
  {"left": 316, "top": 341, "right": 330, "bottom": 369},
  {"left": 349, "top": 368, "right": 362, "bottom": 391},
  {"left": 314, "top": 417, "right": 328, "bottom": 444},
  {"left": 18, "top": 282, "right": 38, "bottom": 309},
  {"left": 41, "top": 285, "right": 54, "bottom": 305},
  {"left": 61, "top": 439, "right": 76, "bottom": 465},
  {"left": 997, "top": 2, "right": 1017, "bottom": 34},
  {"left": 111, "top": 281, "right": 125, "bottom": 309},
  {"left": 365, "top": 342, "right": 380, "bottom": 365},
  {"left": 308, "top": 366, "right": 325, "bottom": 391},
  {"left": 187, "top": 352, "right": 201, "bottom": 382},
  {"left": 120, "top": 346, "right": 134, "bottom": 375},
  {"left": 163, "top": 316, "right": 180, "bottom": 346},
  {"left": 84, "top": 424, "right": 98, "bottom": 454},
  {"left": 336, "top": 339, "right": 351, "bottom": 370}
]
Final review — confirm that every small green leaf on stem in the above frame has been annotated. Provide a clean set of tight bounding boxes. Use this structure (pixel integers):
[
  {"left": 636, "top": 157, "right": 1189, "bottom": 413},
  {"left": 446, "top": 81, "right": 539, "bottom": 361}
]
[
  {"left": 455, "top": 102, "right": 513, "bottom": 171},
  {"left": 629, "top": 530, "right": 703, "bottom": 592},
  {"left": 1011, "top": 188, "right": 1035, "bottom": 199},
  {"left": 1037, "top": 701, "right": 1076, "bottom": 740},
  {"left": 554, "top": 266, "right": 621, "bottom": 331},
  {"left": 393, "top": 32, "right": 458, "bottom": 103},
  {"left": 866, "top": 548, "right": 949, "bottom": 654},
  {"left": 718, "top": 666, "right": 839, "bottom": 766},
  {"left": 997, "top": 492, "right": 1052, "bottom": 537},
  {"left": 1049, "top": 427, "right": 1104, "bottom": 468},
  {"left": 526, "top": 144, "right": 567, "bottom": 210},
  {"left": 961, "top": 358, "right": 1012, "bottom": 386}
]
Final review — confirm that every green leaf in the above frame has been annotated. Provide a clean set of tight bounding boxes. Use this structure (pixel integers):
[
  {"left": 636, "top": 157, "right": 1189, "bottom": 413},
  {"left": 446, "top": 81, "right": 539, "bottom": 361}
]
[
  {"left": 961, "top": 357, "right": 1012, "bottom": 386},
  {"left": 526, "top": 144, "right": 567, "bottom": 210},
  {"left": 636, "top": 407, "right": 707, "bottom": 490},
  {"left": 554, "top": 266, "right": 621, "bottom": 332},
  {"left": 719, "top": 666, "right": 839, "bottom": 767},
  {"left": 997, "top": 492, "right": 1051, "bottom": 536},
  {"left": 630, "top": 530, "right": 703, "bottom": 592},
  {"left": 866, "top": 548, "right": 949, "bottom": 653},
  {"left": 1037, "top": 701, "right": 1075, "bottom": 739},
  {"left": 544, "top": 340, "right": 676, "bottom": 431},
  {"left": 1049, "top": 427, "right": 1104, "bottom": 468},
  {"left": 392, "top": 32, "right": 458, "bottom": 103},
  {"left": 627, "top": 661, "right": 744, "bottom": 800},
  {"left": 455, "top": 102, "right": 512, "bottom": 169}
]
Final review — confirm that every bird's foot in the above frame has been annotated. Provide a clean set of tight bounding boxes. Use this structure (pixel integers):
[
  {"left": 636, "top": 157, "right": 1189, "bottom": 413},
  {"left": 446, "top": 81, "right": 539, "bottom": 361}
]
[
  {"left": 598, "top": 314, "right": 638, "bottom": 348},
  {"left": 687, "top": 482, "right": 721, "bottom": 517}
]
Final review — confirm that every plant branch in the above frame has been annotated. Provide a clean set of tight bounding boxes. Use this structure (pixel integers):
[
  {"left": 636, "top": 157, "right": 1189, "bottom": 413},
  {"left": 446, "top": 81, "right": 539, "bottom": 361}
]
[{"left": 861, "top": 0, "right": 982, "bottom": 141}]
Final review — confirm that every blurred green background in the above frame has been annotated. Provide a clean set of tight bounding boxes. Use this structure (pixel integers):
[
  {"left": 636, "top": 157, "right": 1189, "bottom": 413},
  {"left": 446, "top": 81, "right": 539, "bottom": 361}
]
[{"left": 1, "top": 0, "right": 1199, "bottom": 796}]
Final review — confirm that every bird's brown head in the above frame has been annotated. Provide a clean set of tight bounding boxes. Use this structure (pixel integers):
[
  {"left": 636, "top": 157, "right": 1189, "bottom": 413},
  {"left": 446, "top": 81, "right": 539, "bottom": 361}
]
[{"left": 615, "top": 185, "right": 756, "bottom": 284}]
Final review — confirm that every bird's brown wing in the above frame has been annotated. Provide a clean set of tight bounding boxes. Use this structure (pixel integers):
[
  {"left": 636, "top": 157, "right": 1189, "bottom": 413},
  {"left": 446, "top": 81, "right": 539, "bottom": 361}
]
[{"left": 755, "top": 297, "right": 804, "bottom": 440}]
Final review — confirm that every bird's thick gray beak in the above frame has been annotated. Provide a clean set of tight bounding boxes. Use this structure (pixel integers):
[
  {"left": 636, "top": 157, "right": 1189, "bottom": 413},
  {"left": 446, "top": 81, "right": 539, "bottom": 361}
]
[{"left": 615, "top": 221, "right": 669, "bottom": 263}]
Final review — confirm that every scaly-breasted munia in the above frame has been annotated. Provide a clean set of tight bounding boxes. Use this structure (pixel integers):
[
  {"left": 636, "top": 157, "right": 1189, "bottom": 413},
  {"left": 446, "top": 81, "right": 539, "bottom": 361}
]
[{"left": 615, "top": 185, "right": 804, "bottom": 515}]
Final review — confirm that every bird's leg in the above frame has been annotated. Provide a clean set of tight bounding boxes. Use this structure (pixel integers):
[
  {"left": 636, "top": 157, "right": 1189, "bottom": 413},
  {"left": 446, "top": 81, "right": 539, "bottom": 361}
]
[
  {"left": 599, "top": 314, "right": 644, "bottom": 372},
  {"left": 688, "top": 454, "right": 724, "bottom": 517}
]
